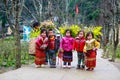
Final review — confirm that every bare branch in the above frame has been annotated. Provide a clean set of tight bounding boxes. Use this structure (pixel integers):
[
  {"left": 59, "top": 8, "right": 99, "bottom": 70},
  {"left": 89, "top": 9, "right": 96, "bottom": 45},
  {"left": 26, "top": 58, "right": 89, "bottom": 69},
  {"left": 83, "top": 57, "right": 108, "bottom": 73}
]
[
  {"left": 32, "top": 0, "right": 39, "bottom": 16},
  {"left": 19, "top": 0, "right": 25, "bottom": 16},
  {"left": 23, "top": 4, "right": 38, "bottom": 21},
  {"left": 3, "top": 0, "right": 15, "bottom": 31}
]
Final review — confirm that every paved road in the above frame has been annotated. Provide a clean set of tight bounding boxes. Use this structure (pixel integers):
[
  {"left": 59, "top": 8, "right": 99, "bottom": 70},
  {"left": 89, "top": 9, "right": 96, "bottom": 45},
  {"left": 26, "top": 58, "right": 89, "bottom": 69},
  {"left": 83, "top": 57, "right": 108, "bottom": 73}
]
[{"left": 0, "top": 49, "right": 120, "bottom": 80}]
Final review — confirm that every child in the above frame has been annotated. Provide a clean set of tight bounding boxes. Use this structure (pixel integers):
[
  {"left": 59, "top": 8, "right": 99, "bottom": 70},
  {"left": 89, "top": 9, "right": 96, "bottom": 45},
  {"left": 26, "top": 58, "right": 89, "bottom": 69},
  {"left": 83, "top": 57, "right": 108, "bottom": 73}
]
[
  {"left": 74, "top": 30, "right": 86, "bottom": 69},
  {"left": 47, "top": 29, "right": 60, "bottom": 68},
  {"left": 35, "top": 29, "right": 48, "bottom": 68},
  {"left": 58, "top": 50, "right": 63, "bottom": 68},
  {"left": 60, "top": 29, "right": 74, "bottom": 68},
  {"left": 29, "top": 22, "right": 41, "bottom": 56},
  {"left": 30, "top": 22, "right": 41, "bottom": 38},
  {"left": 84, "top": 31, "right": 100, "bottom": 71}
]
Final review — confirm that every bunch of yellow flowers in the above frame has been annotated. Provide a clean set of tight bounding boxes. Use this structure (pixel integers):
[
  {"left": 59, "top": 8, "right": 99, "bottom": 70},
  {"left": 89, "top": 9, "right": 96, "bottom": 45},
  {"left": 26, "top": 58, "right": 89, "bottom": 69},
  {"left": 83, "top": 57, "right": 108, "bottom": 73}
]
[
  {"left": 59, "top": 24, "right": 102, "bottom": 39},
  {"left": 40, "top": 20, "right": 55, "bottom": 29},
  {"left": 59, "top": 24, "right": 81, "bottom": 37}
]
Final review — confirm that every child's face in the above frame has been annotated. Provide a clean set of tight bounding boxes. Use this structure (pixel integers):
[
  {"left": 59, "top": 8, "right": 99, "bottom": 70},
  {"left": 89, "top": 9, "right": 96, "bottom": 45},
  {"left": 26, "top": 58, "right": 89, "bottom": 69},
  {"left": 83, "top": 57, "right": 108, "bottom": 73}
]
[
  {"left": 41, "top": 31, "right": 46, "bottom": 38},
  {"left": 78, "top": 32, "right": 84, "bottom": 38},
  {"left": 87, "top": 33, "right": 93, "bottom": 40},
  {"left": 66, "top": 31, "right": 71, "bottom": 37},
  {"left": 48, "top": 31, "right": 54, "bottom": 36},
  {"left": 35, "top": 26, "right": 40, "bottom": 29}
]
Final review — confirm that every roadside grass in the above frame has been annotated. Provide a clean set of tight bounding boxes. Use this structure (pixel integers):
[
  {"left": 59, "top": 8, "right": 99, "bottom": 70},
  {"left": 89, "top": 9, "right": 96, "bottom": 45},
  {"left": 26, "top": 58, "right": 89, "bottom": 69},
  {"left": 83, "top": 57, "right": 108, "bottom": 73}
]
[{"left": 0, "top": 36, "right": 34, "bottom": 68}]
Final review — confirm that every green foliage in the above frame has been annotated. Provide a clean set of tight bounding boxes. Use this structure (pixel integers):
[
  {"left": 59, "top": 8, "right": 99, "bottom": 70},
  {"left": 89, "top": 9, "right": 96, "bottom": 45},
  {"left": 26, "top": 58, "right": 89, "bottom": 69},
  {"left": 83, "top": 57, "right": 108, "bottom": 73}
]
[
  {"left": 59, "top": 24, "right": 102, "bottom": 39},
  {"left": 84, "top": 26, "right": 102, "bottom": 39},
  {"left": 70, "top": 25, "right": 81, "bottom": 37},
  {"left": 116, "top": 45, "right": 120, "bottom": 58},
  {"left": 87, "top": 9, "right": 100, "bottom": 20},
  {"left": 102, "top": 44, "right": 120, "bottom": 59},
  {"left": 59, "top": 24, "right": 81, "bottom": 37},
  {"left": 78, "top": 0, "right": 101, "bottom": 24},
  {"left": 0, "top": 37, "right": 34, "bottom": 68},
  {"left": 30, "top": 21, "right": 56, "bottom": 38},
  {"left": 21, "top": 0, "right": 102, "bottom": 26}
]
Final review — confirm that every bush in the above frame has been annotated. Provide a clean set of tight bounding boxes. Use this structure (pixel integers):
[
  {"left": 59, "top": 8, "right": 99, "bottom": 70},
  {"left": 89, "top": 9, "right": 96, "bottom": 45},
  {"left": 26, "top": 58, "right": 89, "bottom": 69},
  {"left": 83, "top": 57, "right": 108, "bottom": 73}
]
[
  {"left": 103, "top": 44, "right": 120, "bottom": 59},
  {"left": 116, "top": 45, "right": 120, "bottom": 58},
  {"left": 0, "top": 36, "right": 34, "bottom": 68}
]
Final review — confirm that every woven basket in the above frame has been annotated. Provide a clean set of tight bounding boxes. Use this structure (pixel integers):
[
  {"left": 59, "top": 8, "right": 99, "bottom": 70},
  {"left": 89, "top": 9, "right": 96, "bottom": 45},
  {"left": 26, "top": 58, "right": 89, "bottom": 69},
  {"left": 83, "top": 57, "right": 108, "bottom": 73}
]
[{"left": 29, "top": 38, "right": 36, "bottom": 56}]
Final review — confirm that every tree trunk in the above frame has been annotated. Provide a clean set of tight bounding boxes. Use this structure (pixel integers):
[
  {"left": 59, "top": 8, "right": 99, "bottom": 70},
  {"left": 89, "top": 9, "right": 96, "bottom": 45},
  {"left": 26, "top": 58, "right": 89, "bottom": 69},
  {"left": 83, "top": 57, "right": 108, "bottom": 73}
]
[
  {"left": 3, "top": 0, "right": 24, "bottom": 68},
  {"left": 109, "top": 0, "right": 119, "bottom": 62},
  {"left": 101, "top": 0, "right": 110, "bottom": 58},
  {"left": 14, "top": 0, "right": 21, "bottom": 68},
  {"left": 111, "top": 24, "right": 119, "bottom": 62}
]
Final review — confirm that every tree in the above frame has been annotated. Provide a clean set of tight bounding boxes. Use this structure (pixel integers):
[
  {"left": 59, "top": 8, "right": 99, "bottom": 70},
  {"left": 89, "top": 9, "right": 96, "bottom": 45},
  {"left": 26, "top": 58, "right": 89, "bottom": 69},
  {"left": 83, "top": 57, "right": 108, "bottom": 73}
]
[
  {"left": 110, "top": 0, "right": 119, "bottom": 61},
  {"left": 2, "top": 0, "right": 25, "bottom": 68},
  {"left": 101, "top": 0, "right": 120, "bottom": 61},
  {"left": 100, "top": 0, "right": 112, "bottom": 58},
  {"left": 77, "top": 0, "right": 101, "bottom": 25}
]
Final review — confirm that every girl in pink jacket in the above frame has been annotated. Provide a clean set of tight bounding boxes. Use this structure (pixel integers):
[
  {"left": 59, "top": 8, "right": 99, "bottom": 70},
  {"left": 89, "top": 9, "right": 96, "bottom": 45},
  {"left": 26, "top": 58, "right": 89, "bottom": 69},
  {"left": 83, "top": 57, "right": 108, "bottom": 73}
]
[{"left": 60, "top": 29, "right": 74, "bottom": 68}]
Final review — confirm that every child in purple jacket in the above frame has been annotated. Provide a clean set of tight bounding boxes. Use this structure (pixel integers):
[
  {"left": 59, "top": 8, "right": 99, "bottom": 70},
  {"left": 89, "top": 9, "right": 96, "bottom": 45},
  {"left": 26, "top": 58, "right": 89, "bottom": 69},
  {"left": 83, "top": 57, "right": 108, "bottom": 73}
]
[{"left": 60, "top": 29, "right": 74, "bottom": 68}]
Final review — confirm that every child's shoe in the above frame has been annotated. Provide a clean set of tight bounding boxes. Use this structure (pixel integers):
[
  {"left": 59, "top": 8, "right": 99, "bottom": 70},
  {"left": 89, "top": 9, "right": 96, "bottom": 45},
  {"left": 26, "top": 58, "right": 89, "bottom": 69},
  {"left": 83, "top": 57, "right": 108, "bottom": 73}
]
[
  {"left": 76, "top": 65, "right": 80, "bottom": 69},
  {"left": 50, "top": 65, "right": 56, "bottom": 68},
  {"left": 63, "top": 65, "right": 67, "bottom": 68},
  {"left": 35, "top": 65, "right": 41, "bottom": 68},
  {"left": 68, "top": 65, "right": 71, "bottom": 69},
  {"left": 81, "top": 65, "right": 85, "bottom": 70}
]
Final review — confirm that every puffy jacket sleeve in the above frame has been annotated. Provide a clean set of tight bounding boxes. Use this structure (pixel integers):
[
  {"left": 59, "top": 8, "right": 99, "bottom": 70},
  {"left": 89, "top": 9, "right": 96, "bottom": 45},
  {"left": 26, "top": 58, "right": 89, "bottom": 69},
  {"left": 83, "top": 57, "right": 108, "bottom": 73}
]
[
  {"left": 60, "top": 38, "right": 64, "bottom": 49},
  {"left": 35, "top": 36, "right": 42, "bottom": 49},
  {"left": 94, "top": 40, "right": 100, "bottom": 49}
]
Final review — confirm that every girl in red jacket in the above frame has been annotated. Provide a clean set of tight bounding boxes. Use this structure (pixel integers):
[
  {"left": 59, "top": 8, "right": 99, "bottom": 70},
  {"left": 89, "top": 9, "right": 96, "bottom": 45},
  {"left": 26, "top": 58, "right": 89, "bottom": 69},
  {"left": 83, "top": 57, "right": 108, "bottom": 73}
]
[
  {"left": 35, "top": 29, "right": 48, "bottom": 68},
  {"left": 74, "top": 30, "right": 86, "bottom": 69}
]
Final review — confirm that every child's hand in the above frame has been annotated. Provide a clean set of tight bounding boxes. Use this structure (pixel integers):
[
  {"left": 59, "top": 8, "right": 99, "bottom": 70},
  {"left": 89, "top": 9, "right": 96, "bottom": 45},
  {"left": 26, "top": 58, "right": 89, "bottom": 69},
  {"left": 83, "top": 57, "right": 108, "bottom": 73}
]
[
  {"left": 60, "top": 48, "right": 64, "bottom": 52},
  {"left": 93, "top": 48, "right": 97, "bottom": 51},
  {"left": 40, "top": 44, "right": 47, "bottom": 49},
  {"left": 72, "top": 50, "right": 75, "bottom": 52},
  {"left": 43, "top": 38, "right": 48, "bottom": 43}
]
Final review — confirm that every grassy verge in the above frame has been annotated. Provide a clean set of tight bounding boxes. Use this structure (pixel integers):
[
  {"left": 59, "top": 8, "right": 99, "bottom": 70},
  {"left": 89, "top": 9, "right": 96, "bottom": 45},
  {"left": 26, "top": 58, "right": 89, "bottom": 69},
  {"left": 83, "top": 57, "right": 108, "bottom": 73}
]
[
  {"left": 102, "top": 44, "right": 120, "bottom": 59},
  {"left": 116, "top": 45, "right": 120, "bottom": 59},
  {"left": 0, "top": 36, "right": 34, "bottom": 68}
]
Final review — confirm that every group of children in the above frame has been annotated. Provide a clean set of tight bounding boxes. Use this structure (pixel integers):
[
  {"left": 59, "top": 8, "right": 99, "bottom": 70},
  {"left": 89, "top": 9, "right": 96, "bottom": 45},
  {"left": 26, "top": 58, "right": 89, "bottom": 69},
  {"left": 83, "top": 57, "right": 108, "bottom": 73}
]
[{"left": 33, "top": 22, "right": 100, "bottom": 71}]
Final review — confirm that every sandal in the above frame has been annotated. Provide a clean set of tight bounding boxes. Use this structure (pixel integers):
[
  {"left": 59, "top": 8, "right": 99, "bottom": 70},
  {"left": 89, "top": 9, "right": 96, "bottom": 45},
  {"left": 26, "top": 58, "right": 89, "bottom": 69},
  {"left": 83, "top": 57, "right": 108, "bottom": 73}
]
[
  {"left": 86, "top": 68, "right": 90, "bottom": 71},
  {"left": 88, "top": 68, "right": 94, "bottom": 71}
]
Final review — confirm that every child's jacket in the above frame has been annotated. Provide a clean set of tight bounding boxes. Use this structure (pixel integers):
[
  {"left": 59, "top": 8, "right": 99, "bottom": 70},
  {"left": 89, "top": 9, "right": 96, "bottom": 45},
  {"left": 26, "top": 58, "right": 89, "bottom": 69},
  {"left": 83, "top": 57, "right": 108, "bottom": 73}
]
[
  {"left": 60, "top": 36, "right": 74, "bottom": 52},
  {"left": 74, "top": 37, "right": 86, "bottom": 52}
]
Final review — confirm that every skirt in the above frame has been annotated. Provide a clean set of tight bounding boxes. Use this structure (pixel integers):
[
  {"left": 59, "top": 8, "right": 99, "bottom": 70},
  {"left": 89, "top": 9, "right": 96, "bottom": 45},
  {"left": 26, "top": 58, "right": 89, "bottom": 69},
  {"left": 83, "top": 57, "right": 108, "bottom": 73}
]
[
  {"left": 63, "top": 51, "right": 73, "bottom": 62},
  {"left": 35, "top": 49, "right": 46, "bottom": 65},
  {"left": 85, "top": 50, "right": 96, "bottom": 68}
]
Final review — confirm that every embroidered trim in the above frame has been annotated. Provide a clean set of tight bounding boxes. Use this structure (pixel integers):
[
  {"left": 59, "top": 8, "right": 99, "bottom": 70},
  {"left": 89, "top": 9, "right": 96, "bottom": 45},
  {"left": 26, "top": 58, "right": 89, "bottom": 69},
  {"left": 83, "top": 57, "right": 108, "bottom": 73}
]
[
  {"left": 86, "top": 58, "right": 96, "bottom": 61},
  {"left": 35, "top": 57, "right": 45, "bottom": 61}
]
